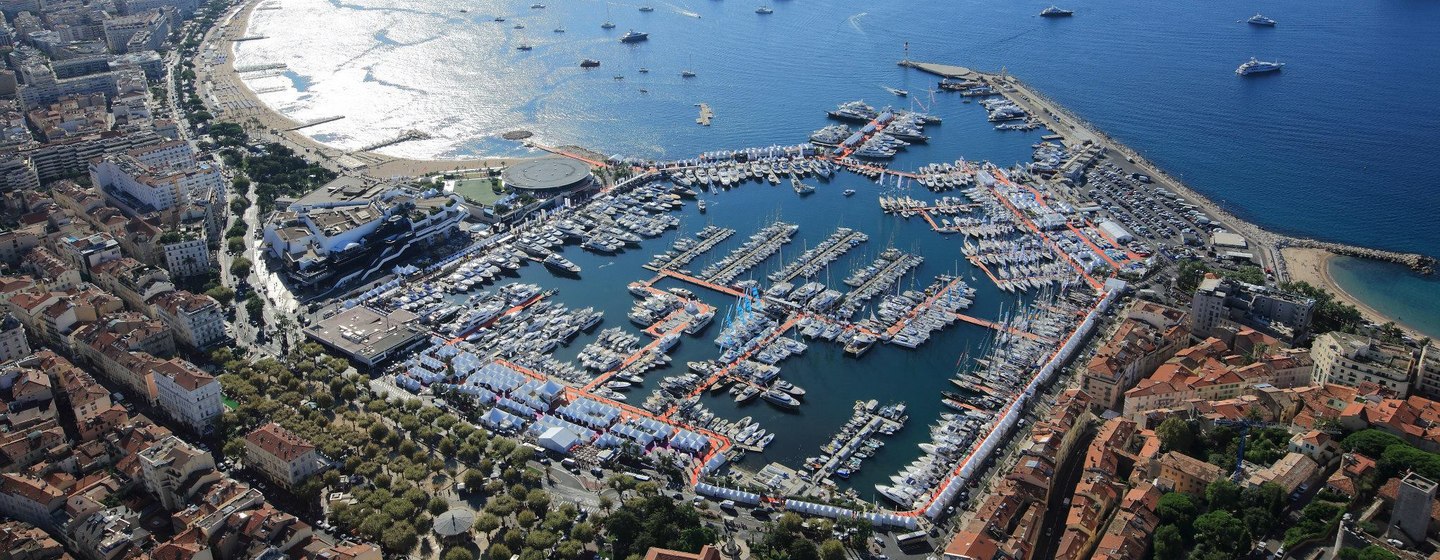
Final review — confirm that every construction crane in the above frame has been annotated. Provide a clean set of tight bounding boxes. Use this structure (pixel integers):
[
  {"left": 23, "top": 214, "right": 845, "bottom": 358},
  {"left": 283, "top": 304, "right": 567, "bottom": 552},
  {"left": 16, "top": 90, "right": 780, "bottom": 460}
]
[{"left": 1213, "top": 418, "right": 1277, "bottom": 483}]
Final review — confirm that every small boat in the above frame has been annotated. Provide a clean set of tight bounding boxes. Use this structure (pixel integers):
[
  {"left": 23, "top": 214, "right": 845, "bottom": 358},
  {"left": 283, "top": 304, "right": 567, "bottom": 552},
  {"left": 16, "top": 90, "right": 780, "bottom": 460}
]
[
  {"left": 513, "top": 23, "right": 524, "bottom": 29},
  {"left": 620, "top": 30, "right": 649, "bottom": 43},
  {"left": 1039, "top": 5, "right": 1073, "bottom": 17},
  {"left": 883, "top": 86, "right": 908, "bottom": 97},
  {"left": 697, "top": 200, "right": 707, "bottom": 213},
  {"left": 530, "top": 3, "right": 545, "bottom": 8},
  {"left": 581, "top": 59, "right": 601, "bottom": 68},
  {"left": 843, "top": 189, "right": 856, "bottom": 197},
  {"left": 734, "top": 385, "right": 761, "bottom": 403},
  {"left": 493, "top": 16, "right": 506, "bottom": 21},
  {"left": 638, "top": 67, "right": 649, "bottom": 73},
  {"left": 614, "top": 75, "right": 624, "bottom": 80},
  {"left": 681, "top": 69, "right": 696, "bottom": 78},
  {"left": 602, "top": 21, "right": 616, "bottom": 29},
  {"left": 755, "top": 6, "right": 773, "bottom": 14},
  {"left": 638, "top": 5, "right": 654, "bottom": 11},
  {"left": 516, "top": 43, "right": 533, "bottom": 51},
  {"left": 554, "top": 27, "right": 565, "bottom": 32}
]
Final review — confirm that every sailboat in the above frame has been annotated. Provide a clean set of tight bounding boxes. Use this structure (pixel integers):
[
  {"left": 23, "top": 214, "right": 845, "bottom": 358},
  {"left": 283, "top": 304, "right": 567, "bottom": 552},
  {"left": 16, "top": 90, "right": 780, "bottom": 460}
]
[{"left": 601, "top": 3, "right": 616, "bottom": 28}]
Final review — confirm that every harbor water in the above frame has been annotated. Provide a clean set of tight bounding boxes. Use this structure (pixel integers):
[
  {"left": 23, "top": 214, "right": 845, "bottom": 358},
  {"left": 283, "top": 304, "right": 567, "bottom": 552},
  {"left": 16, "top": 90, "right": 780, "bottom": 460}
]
[{"left": 463, "top": 176, "right": 1034, "bottom": 494}]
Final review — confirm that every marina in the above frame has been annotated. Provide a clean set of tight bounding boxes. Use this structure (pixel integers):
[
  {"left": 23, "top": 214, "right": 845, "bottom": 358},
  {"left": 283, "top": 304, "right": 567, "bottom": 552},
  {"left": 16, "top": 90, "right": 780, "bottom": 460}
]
[{"left": 332, "top": 61, "right": 1167, "bottom": 530}]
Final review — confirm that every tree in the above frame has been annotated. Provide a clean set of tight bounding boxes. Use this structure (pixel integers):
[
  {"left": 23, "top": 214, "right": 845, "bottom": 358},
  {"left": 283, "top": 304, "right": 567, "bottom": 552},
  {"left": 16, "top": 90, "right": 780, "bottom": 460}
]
[
  {"left": 1342, "top": 429, "right": 1406, "bottom": 458},
  {"left": 555, "top": 541, "right": 584, "bottom": 559},
  {"left": 485, "top": 543, "right": 511, "bottom": 560},
  {"left": 1193, "top": 510, "right": 1249, "bottom": 557},
  {"left": 442, "top": 548, "right": 476, "bottom": 560},
  {"left": 786, "top": 539, "right": 820, "bottom": 560},
  {"left": 475, "top": 513, "right": 500, "bottom": 535},
  {"left": 463, "top": 469, "right": 486, "bottom": 491},
  {"left": 1153, "top": 524, "right": 1184, "bottom": 560},
  {"left": 1339, "top": 545, "right": 1400, "bottom": 560},
  {"left": 206, "top": 285, "right": 236, "bottom": 304},
  {"left": 380, "top": 521, "right": 418, "bottom": 553},
  {"left": 818, "top": 539, "right": 847, "bottom": 560},
  {"left": 230, "top": 256, "right": 252, "bottom": 278},
  {"left": 1206, "top": 478, "right": 1242, "bottom": 513},
  {"left": 571, "top": 521, "right": 595, "bottom": 543},
  {"left": 1176, "top": 260, "right": 1211, "bottom": 293},
  {"left": 1157, "top": 492, "right": 1199, "bottom": 528},
  {"left": 1156, "top": 417, "right": 1194, "bottom": 454}
]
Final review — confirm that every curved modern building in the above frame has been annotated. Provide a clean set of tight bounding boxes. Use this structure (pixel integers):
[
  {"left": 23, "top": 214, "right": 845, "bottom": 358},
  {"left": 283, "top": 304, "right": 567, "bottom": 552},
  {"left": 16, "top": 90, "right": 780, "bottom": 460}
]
[{"left": 501, "top": 157, "right": 596, "bottom": 194}]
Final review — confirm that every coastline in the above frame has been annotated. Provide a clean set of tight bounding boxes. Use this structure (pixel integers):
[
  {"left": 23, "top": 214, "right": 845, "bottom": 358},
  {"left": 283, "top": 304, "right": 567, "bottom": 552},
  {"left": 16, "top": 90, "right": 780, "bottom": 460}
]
[
  {"left": 1282, "top": 247, "right": 1436, "bottom": 340},
  {"left": 198, "top": 8, "right": 1438, "bottom": 340},
  {"left": 197, "top": 0, "right": 533, "bottom": 179}
]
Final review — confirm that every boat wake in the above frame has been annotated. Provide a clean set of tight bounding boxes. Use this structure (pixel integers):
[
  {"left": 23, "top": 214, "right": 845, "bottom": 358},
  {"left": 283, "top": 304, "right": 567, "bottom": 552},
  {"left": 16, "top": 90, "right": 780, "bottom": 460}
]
[
  {"left": 847, "top": 12, "right": 868, "bottom": 33},
  {"left": 658, "top": 1, "right": 700, "bottom": 18}
]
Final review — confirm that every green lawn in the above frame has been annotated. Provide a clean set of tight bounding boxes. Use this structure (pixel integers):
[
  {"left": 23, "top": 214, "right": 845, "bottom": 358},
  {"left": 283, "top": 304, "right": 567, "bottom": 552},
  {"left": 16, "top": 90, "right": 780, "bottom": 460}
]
[{"left": 452, "top": 177, "right": 505, "bottom": 206}]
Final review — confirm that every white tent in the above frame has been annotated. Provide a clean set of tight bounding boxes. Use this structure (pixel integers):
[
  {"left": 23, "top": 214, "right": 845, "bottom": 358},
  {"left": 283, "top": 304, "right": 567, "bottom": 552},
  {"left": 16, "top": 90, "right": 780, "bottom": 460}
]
[{"left": 538, "top": 426, "right": 581, "bottom": 455}]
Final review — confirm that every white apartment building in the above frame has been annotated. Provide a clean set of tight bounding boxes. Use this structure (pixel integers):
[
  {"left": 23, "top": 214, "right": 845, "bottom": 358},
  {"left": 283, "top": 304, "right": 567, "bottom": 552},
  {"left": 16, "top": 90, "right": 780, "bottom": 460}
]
[
  {"left": 0, "top": 312, "right": 30, "bottom": 362},
  {"left": 243, "top": 423, "right": 323, "bottom": 489},
  {"left": 1312, "top": 331, "right": 1415, "bottom": 395},
  {"left": 137, "top": 436, "right": 220, "bottom": 511},
  {"left": 151, "top": 358, "right": 221, "bottom": 435},
  {"left": 160, "top": 235, "right": 210, "bottom": 278},
  {"left": 148, "top": 290, "right": 224, "bottom": 349}
]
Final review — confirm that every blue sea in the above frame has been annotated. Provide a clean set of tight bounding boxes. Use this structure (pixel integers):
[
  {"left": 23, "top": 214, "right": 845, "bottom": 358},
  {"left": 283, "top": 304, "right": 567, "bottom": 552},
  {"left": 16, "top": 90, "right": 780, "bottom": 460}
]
[{"left": 235, "top": 0, "right": 1440, "bottom": 487}]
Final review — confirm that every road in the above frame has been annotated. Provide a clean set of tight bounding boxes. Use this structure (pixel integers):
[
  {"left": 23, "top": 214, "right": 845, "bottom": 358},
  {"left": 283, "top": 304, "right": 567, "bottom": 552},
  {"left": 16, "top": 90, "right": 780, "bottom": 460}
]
[{"left": 1031, "top": 423, "right": 1099, "bottom": 560}]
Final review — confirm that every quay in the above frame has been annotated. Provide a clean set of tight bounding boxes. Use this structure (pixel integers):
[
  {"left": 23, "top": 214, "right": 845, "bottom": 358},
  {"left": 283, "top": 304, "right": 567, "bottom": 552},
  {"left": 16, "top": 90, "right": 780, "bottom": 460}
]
[
  {"left": 643, "top": 226, "right": 735, "bottom": 272},
  {"left": 234, "top": 62, "right": 286, "bottom": 73},
  {"left": 699, "top": 221, "right": 798, "bottom": 285},
  {"left": 355, "top": 130, "right": 432, "bottom": 152},
  {"left": 838, "top": 250, "right": 922, "bottom": 314},
  {"left": 523, "top": 141, "right": 611, "bottom": 167},
  {"left": 769, "top": 228, "right": 868, "bottom": 284},
  {"left": 286, "top": 115, "right": 345, "bottom": 131}
]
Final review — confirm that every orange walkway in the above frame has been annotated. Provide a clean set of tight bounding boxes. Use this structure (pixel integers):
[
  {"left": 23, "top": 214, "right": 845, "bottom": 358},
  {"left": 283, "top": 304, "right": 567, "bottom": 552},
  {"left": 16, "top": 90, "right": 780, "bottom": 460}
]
[
  {"left": 949, "top": 312, "right": 1055, "bottom": 343},
  {"left": 658, "top": 269, "right": 745, "bottom": 298}
]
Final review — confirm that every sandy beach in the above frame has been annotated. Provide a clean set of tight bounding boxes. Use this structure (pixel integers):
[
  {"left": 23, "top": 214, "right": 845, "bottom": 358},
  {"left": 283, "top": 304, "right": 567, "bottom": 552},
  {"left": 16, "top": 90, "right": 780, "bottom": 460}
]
[
  {"left": 1281, "top": 247, "right": 1435, "bottom": 339},
  {"left": 195, "top": 0, "right": 534, "bottom": 180}
]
